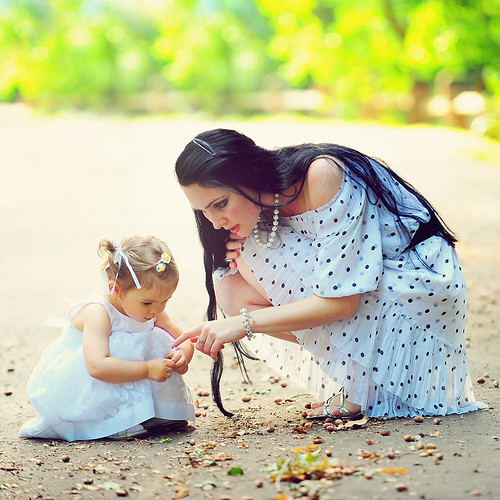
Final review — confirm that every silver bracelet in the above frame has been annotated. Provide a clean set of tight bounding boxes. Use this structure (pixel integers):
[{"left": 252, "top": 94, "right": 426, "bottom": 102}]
[{"left": 240, "top": 308, "right": 255, "bottom": 340}]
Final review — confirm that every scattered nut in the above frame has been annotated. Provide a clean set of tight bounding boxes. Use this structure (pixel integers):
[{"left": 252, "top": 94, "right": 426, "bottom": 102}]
[
  {"left": 266, "top": 427, "right": 276, "bottom": 433},
  {"left": 395, "top": 483, "right": 408, "bottom": 492},
  {"left": 254, "top": 479, "right": 263, "bottom": 488},
  {"left": 476, "top": 378, "right": 485, "bottom": 384},
  {"left": 380, "top": 430, "right": 390, "bottom": 436},
  {"left": 433, "top": 418, "right": 441, "bottom": 425},
  {"left": 242, "top": 396, "right": 252, "bottom": 402},
  {"left": 414, "top": 415, "right": 424, "bottom": 423},
  {"left": 403, "top": 435, "right": 415, "bottom": 442},
  {"left": 61, "top": 456, "right": 70, "bottom": 463}
]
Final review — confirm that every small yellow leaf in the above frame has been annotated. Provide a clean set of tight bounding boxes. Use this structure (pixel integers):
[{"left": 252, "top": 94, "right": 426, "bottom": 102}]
[
  {"left": 291, "top": 444, "right": 320, "bottom": 453},
  {"left": 379, "top": 467, "right": 409, "bottom": 475}
]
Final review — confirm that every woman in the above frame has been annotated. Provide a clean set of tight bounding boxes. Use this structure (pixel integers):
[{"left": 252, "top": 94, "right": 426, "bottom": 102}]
[{"left": 172, "top": 128, "right": 485, "bottom": 420}]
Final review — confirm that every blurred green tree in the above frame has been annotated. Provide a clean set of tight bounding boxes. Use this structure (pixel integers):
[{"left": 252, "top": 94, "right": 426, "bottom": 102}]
[{"left": 0, "top": 0, "right": 498, "bottom": 135}]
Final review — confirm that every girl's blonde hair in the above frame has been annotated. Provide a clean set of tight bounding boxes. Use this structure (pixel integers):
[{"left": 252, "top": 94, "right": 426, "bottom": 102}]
[{"left": 98, "top": 235, "right": 179, "bottom": 293}]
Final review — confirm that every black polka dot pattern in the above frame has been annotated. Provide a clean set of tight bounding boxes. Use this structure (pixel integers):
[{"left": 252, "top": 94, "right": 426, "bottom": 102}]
[{"left": 216, "top": 167, "right": 484, "bottom": 418}]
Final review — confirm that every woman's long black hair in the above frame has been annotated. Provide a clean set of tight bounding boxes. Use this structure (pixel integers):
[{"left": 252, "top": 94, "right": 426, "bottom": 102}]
[{"left": 175, "top": 128, "right": 456, "bottom": 416}]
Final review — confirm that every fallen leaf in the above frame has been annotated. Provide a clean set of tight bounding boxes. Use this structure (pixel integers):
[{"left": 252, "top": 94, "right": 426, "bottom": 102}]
[
  {"left": 343, "top": 416, "right": 370, "bottom": 429},
  {"left": 291, "top": 445, "right": 320, "bottom": 453},
  {"left": 194, "top": 481, "right": 217, "bottom": 489},
  {"left": 292, "top": 426, "right": 310, "bottom": 434},
  {"left": 96, "top": 482, "right": 122, "bottom": 490},
  {"left": 227, "top": 466, "right": 244, "bottom": 475},
  {"left": 0, "top": 464, "right": 18, "bottom": 471},
  {"left": 173, "top": 485, "right": 189, "bottom": 498},
  {"left": 379, "top": 467, "right": 409, "bottom": 475}
]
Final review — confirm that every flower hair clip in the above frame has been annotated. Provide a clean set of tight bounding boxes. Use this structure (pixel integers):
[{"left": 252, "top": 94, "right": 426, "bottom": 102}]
[{"left": 156, "top": 252, "right": 172, "bottom": 272}]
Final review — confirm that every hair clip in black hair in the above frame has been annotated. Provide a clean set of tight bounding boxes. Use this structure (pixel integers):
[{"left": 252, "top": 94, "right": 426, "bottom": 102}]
[{"left": 192, "top": 138, "right": 216, "bottom": 156}]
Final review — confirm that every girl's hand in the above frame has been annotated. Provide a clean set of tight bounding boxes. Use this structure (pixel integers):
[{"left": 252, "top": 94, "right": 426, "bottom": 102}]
[
  {"left": 146, "top": 358, "right": 175, "bottom": 382},
  {"left": 171, "top": 317, "right": 245, "bottom": 362},
  {"left": 166, "top": 350, "right": 189, "bottom": 375},
  {"left": 225, "top": 234, "right": 244, "bottom": 269}
]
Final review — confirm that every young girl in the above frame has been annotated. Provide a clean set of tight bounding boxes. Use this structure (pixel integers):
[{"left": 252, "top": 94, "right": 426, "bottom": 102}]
[
  {"left": 19, "top": 235, "right": 195, "bottom": 441},
  {"left": 173, "top": 128, "right": 485, "bottom": 420}
]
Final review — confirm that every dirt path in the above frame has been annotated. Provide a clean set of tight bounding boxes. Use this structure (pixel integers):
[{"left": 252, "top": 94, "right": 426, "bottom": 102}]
[{"left": 1, "top": 114, "right": 499, "bottom": 499}]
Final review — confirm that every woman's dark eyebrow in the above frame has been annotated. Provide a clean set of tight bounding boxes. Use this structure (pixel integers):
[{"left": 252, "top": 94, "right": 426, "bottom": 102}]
[{"left": 204, "top": 196, "right": 225, "bottom": 210}]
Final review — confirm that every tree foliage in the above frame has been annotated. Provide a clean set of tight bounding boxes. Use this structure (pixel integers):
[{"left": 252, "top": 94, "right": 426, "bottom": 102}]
[{"left": 0, "top": 0, "right": 498, "bottom": 131}]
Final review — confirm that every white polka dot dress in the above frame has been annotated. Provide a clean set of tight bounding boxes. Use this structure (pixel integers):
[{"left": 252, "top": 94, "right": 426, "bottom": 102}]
[{"left": 219, "top": 168, "right": 485, "bottom": 418}]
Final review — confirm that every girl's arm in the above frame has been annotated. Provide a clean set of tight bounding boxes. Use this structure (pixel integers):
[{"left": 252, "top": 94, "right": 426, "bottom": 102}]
[
  {"left": 155, "top": 311, "right": 194, "bottom": 365},
  {"left": 81, "top": 304, "right": 174, "bottom": 383}
]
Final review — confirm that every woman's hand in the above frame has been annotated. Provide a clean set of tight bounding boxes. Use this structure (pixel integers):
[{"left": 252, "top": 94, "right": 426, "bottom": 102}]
[
  {"left": 171, "top": 317, "right": 244, "bottom": 361},
  {"left": 225, "top": 234, "right": 244, "bottom": 269}
]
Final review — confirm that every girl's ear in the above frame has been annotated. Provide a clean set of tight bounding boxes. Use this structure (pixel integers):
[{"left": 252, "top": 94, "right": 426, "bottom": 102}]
[{"left": 108, "top": 280, "right": 120, "bottom": 295}]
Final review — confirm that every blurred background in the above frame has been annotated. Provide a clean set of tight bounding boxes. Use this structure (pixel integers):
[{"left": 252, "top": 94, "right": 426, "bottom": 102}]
[
  {"left": 1, "top": 0, "right": 499, "bottom": 346},
  {"left": 1, "top": 0, "right": 499, "bottom": 443},
  {"left": 1, "top": 0, "right": 499, "bottom": 138}
]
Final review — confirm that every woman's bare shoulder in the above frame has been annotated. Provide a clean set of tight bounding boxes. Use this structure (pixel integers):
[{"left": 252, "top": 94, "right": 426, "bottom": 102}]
[{"left": 303, "top": 156, "right": 344, "bottom": 211}]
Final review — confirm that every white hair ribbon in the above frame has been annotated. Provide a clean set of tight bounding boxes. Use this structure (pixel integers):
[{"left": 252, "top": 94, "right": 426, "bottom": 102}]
[{"left": 104, "top": 242, "right": 142, "bottom": 294}]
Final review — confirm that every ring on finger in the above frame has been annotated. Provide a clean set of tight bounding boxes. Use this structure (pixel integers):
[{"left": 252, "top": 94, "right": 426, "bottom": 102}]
[{"left": 197, "top": 338, "right": 205, "bottom": 344}]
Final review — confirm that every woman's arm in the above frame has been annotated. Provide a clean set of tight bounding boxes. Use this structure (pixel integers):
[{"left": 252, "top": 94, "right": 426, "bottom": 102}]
[
  {"left": 81, "top": 304, "right": 174, "bottom": 383},
  {"left": 171, "top": 293, "right": 360, "bottom": 361}
]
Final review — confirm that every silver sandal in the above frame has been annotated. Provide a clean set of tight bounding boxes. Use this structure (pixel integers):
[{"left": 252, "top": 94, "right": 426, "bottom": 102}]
[{"left": 306, "top": 388, "right": 363, "bottom": 420}]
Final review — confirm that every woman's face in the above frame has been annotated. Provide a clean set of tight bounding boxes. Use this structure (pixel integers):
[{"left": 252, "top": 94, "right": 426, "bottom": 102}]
[{"left": 181, "top": 183, "right": 261, "bottom": 239}]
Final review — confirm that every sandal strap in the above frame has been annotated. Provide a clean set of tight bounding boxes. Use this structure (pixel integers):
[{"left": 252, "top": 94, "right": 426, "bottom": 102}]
[{"left": 323, "top": 388, "right": 360, "bottom": 419}]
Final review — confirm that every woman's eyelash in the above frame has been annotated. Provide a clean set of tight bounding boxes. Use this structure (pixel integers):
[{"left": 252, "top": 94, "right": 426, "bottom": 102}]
[{"left": 215, "top": 199, "right": 227, "bottom": 209}]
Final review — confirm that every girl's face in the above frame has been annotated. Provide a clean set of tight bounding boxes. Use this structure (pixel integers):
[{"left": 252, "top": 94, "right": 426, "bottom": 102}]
[
  {"left": 114, "top": 283, "right": 176, "bottom": 322},
  {"left": 181, "top": 184, "right": 261, "bottom": 239}
]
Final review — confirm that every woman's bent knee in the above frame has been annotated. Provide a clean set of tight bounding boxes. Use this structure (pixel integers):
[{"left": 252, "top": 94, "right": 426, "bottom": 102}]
[{"left": 215, "top": 272, "right": 271, "bottom": 317}]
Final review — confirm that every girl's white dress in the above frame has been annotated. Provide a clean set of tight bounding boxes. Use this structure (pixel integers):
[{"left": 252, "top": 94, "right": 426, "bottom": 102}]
[
  {"left": 19, "top": 295, "right": 195, "bottom": 441},
  {"left": 217, "top": 165, "right": 485, "bottom": 418}
]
